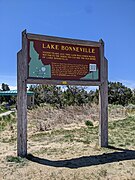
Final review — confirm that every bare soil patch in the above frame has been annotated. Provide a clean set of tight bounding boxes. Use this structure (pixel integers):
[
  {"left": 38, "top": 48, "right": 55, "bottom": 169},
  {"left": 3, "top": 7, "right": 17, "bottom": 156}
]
[{"left": 0, "top": 105, "right": 135, "bottom": 180}]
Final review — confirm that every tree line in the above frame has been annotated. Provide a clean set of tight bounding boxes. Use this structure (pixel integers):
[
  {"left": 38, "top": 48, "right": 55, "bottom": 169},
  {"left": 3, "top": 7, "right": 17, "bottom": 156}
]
[
  {"left": 29, "top": 81, "right": 135, "bottom": 107},
  {"left": 0, "top": 82, "right": 135, "bottom": 107}
]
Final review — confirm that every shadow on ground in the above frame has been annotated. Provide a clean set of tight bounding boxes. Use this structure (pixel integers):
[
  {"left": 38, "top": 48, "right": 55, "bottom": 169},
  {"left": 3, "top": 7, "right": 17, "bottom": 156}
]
[{"left": 27, "top": 146, "right": 135, "bottom": 169}]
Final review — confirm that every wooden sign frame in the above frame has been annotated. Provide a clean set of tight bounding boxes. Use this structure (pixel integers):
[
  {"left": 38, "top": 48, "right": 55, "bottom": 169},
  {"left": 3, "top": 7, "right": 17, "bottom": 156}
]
[{"left": 17, "top": 30, "right": 108, "bottom": 157}]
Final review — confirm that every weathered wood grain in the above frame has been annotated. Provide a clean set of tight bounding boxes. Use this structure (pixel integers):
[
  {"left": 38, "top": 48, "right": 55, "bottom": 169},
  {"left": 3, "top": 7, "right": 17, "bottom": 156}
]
[
  {"left": 99, "top": 39, "right": 108, "bottom": 147},
  {"left": 27, "top": 33, "right": 101, "bottom": 47},
  {"left": 27, "top": 78, "right": 101, "bottom": 86},
  {"left": 17, "top": 30, "right": 28, "bottom": 157}
]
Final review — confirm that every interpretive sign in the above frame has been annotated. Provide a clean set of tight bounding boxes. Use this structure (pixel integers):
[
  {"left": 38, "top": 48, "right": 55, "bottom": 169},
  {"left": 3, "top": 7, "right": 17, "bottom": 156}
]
[
  {"left": 17, "top": 30, "right": 108, "bottom": 157},
  {"left": 28, "top": 39, "right": 100, "bottom": 81}
]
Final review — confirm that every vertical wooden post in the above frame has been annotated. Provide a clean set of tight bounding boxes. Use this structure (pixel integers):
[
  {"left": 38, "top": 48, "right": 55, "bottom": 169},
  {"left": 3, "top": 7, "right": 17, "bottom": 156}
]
[
  {"left": 17, "top": 30, "right": 27, "bottom": 157},
  {"left": 99, "top": 39, "right": 108, "bottom": 147}
]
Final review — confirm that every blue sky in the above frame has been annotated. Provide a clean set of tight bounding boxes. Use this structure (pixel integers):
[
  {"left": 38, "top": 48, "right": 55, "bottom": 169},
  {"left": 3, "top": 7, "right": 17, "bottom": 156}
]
[{"left": 0, "top": 0, "right": 135, "bottom": 89}]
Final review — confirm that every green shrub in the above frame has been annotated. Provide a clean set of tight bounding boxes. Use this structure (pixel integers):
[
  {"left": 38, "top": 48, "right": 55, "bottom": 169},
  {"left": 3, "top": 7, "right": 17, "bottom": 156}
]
[
  {"left": 85, "top": 120, "right": 93, "bottom": 127},
  {"left": 6, "top": 156, "right": 25, "bottom": 163},
  {"left": 0, "top": 113, "right": 16, "bottom": 131}
]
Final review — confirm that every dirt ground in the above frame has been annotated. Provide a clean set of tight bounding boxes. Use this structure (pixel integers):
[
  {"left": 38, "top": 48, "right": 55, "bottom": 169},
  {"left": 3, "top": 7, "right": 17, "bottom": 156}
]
[
  {"left": 1, "top": 129, "right": 135, "bottom": 179},
  {"left": 0, "top": 105, "right": 135, "bottom": 180}
]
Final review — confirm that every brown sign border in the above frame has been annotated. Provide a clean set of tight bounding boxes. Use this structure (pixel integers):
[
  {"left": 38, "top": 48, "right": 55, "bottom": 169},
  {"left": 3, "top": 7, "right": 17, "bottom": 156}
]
[{"left": 27, "top": 33, "right": 102, "bottom": 86}]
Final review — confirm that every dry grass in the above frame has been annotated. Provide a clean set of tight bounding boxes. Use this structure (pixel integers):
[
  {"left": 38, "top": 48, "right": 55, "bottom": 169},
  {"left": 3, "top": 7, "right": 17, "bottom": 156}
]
[
  {"left": 27, "top": 104, "right": 126, "bottom": 132},
  {"left": 0, "top": 104, "right": 135, "bottom": 180}
]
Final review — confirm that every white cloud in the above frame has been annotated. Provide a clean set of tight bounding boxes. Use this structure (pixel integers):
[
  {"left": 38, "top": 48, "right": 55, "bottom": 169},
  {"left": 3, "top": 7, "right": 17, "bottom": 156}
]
[
  {"left": 111, "top": 79, "right": 135, "bottom": 89},
  {"left": 9, "top": 86, "right": 17, "bottom": 90},
  {"left": 0, "top": 84, "right": 17, "bottom": 90},
  {"left": 0, "top": 75, "right": 16, "bottom": 90},
  {"left": 119, "top": 80, "right": 135, "bottom": 89}
]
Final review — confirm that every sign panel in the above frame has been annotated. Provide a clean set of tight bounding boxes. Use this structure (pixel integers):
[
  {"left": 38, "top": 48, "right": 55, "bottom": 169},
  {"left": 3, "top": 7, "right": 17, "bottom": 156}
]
[{"left": 28, "top": 38, "right": 100, "bottom": 81}]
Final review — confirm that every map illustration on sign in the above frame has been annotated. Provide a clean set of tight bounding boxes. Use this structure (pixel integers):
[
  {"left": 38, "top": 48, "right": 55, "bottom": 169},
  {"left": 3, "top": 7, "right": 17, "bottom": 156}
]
[
  {"left": 28, "top": 39, "right": 100, "bottom": 81},
  {"left": 81, "top": 67, "right": 98, "bottom": 80},
  {"left": 29, "top": 41, "right": 51, "bottom": 78}
]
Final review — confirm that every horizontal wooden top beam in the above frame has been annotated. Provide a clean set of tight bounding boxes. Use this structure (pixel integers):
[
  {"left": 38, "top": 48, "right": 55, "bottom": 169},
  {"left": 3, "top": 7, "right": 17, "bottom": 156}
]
[{"left": 27, "top": 33, "right": 101, "bottom": 47}]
